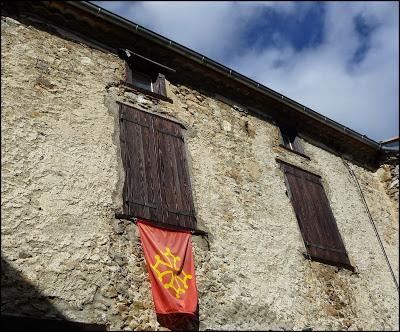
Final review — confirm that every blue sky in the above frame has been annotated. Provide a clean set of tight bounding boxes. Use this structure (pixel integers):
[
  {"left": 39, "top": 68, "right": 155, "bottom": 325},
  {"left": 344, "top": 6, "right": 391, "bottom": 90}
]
[{"left": 92, "top": 1, "right": 399, "bottom": 142}]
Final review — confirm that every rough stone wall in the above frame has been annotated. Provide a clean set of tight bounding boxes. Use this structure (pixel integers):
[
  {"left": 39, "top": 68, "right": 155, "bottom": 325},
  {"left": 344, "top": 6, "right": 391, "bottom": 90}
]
[
  {"left": 1, "top": 16, "right": 130, "bottom": 329},
  {"left": 376, "top": 154, "right": 399, "bottom": 222},
  {"left": 2, "top": 15, "right": 399, "bottom": 331}
]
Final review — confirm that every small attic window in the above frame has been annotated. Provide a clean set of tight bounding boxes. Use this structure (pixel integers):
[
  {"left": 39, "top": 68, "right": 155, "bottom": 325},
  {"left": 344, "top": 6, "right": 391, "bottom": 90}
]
[
  {"left": 126, "top": 68, "right": 167, "bottom": 97},
  {"left": 281, "top": 129, "right": 299, "bottom": 151},
  {"left": 278, "top": 125, "right": 310, "bottom": 159},
  {"left": 118, "top": 49, "right": 175, "bottom": 101}
]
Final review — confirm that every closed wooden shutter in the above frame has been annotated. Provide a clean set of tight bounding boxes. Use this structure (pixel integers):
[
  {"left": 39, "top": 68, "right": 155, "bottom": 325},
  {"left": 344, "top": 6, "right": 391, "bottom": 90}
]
[
  {"left": 279, "top": 161, "right": 353, "bottom": 270},
  {"left": 120, "top": 104, "right": 163, "bottom": 223},
  {"left": 154, "top": 116, "right": 196, "bottom": 230},
  {"left": 119, "top": 103, "right": 196, "bottom": 230}
]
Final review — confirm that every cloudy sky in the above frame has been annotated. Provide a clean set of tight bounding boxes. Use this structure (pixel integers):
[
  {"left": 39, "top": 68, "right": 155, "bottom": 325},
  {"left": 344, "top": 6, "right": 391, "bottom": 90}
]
[{"left": 92, "top": 1, "right": 398, "bottom": 142}]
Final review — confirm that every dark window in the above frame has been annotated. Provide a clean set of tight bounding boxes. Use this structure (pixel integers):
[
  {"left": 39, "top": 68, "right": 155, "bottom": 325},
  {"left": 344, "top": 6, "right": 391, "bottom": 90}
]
[
  {"left": 119, "top": 49, "right": 169, "bottom": 98},
  {"left": 279, "top": 125, "right": 305, "bottom": 155},
  {"left": 119, "top": 103, "right": 196, "bottom": 231},
  {"left": 279, "top": 160, "right": 353, "bottom": 271},
  {"left": 126, "top": 66, "right": 167, "bottom": 97},
  {"left": 131, "top": 70, "right": 153, "bottom": 91}
]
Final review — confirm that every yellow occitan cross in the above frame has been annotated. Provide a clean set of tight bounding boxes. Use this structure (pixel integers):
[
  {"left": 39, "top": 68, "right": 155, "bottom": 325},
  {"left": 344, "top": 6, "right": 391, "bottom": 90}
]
[{"left": 150, "top": 247, "right": 192, "bottom": 299}]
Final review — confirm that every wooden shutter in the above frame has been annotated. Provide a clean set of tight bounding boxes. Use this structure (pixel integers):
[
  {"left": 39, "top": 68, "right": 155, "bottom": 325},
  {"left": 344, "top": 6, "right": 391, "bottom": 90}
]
[
  {"left": 120, "top": 104, "right": 163, "bottom": 223},
  {"left": 153, "top": 73, "right": 167, "bottom": 96},
  {"left": 119, "top": 103, "right": 196, "bottom": 230},
  {"left": 154, "top": 116, "right": 196, "bottom": 230},
  {"left": 280, "top": 161, "right": 353, "bottom": 270},
  {"left": 125, "top": 63, "right": 133, "bottom": 85},
  {"left": 292, "top": 135, "right": 304, "bottom": 154}
]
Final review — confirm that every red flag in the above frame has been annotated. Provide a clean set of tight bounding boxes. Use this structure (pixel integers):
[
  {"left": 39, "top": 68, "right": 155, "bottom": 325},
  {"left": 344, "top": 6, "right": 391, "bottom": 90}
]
[{"left": 137, "top": 220, "right": 198, "bottom": 315}]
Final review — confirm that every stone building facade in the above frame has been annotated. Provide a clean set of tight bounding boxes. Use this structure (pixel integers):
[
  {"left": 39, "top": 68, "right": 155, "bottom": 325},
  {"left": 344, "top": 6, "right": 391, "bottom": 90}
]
[{"left": 1, "top": 2, "right": 399, "bottom": 331}]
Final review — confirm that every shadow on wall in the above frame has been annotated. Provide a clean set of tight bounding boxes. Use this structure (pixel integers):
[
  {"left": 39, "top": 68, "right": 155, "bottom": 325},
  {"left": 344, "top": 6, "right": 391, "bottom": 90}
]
[{"left": 1, "top": 255, "right": 106, "bottom": 331}]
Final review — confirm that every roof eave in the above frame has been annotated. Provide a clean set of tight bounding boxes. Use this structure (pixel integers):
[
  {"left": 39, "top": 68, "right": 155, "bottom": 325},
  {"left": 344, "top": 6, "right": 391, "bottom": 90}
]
[{"left": 67, "top": 1, "right": 381, "bottom": 151}]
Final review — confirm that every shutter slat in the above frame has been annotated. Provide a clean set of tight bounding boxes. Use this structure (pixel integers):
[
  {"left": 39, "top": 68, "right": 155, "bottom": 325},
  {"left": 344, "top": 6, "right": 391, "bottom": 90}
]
[{"left": 280, "top": 162, "right": 352, "bottom": 269}]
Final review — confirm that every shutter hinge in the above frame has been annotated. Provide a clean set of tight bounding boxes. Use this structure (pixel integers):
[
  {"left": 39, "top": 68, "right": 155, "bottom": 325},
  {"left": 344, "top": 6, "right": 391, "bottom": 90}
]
[
  {"left": 126, "top": 200, "right": 157, "bottom": 209},
  {"left": 157, "top": 128, "right": 184, "bottom": 141},
  {"left": 191, "top": 229, "right": 208, "bottom": 236},
  {"left": 166, "top": 209, "right": 195, "bottom": 217},
  {"left": 305, "top": 241, "right": 346, "bottom": 254},
  {"left": 115, "top": 213, "right": 135, "bottom": 221}
]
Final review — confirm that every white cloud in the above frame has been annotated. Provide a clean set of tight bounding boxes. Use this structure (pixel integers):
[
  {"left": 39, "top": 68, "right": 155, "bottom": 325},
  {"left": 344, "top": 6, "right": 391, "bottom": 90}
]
[
  {"left": 94, "top": 1, "right": 307, "bottom": 60},
  {"left": 229, "top": 1, "right": 399, "bottom": 140},
  {"left": 94, "top": 1, "right": 398, "bottom": 141}
]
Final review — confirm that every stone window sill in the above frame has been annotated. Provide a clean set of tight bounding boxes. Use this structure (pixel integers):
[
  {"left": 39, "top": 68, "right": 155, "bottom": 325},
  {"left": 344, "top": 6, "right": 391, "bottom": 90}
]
[{"left": 120, "top": 81, "right": 173, "bottom": 103}]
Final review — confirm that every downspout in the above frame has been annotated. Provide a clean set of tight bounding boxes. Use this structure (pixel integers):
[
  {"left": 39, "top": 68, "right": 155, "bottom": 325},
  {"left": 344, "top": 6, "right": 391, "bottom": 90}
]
[{"left": 341, "top": 158, "right": 399, "bottom": 291}]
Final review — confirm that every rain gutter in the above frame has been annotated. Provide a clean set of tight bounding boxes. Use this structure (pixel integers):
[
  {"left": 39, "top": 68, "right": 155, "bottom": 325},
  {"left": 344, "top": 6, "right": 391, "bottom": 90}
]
[{"left": 68, "top": 1, "right": 383, "bottom": 151}]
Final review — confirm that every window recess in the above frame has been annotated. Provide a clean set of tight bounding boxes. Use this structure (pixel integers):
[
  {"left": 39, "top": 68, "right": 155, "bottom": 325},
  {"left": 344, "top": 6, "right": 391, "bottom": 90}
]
[{"left": 118, "top": 48, "right": 175, "bottom": 99}]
